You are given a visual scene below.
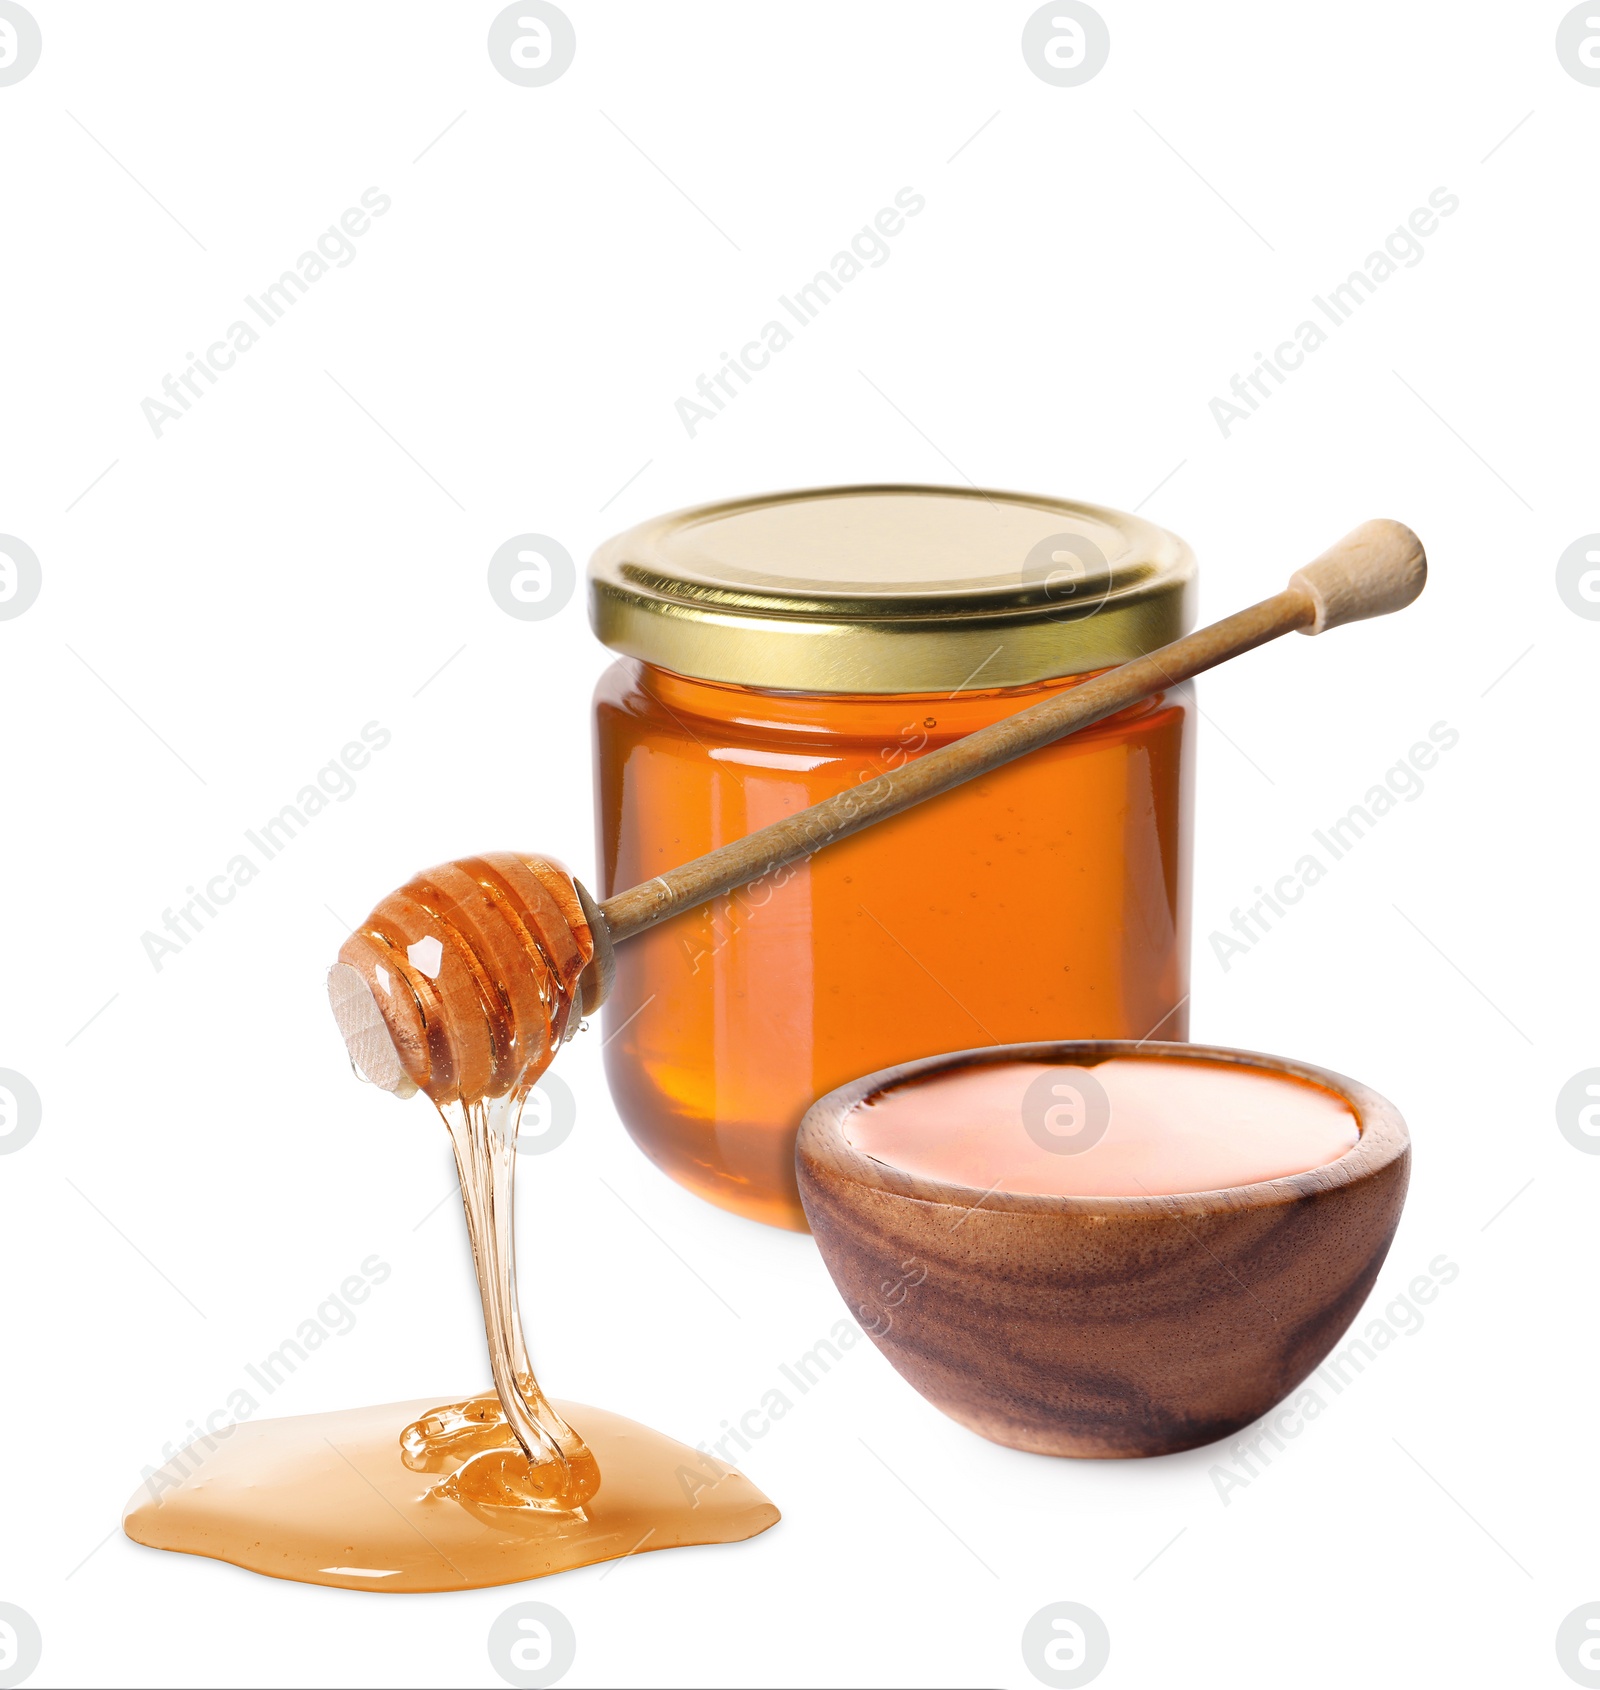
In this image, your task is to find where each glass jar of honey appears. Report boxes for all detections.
[589,485,1196,1231]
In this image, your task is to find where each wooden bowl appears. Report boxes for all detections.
[795,1040,1410,1459]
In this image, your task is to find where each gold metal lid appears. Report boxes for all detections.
[588,484,1196,694]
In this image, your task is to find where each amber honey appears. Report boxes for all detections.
[589,485,1198,1231]
[126,855,780,1590]
[844,1054,1359,1198]
[595,664,1193,1229]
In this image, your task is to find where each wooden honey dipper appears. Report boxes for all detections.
[329,518,1426,1101]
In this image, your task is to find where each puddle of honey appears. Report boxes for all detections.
[122,1397,778,1592]
[122,854,779,1589]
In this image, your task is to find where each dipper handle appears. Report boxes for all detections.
[1288,519,1427,635]
[328,515,1430,1070]
[596,517,1428,949]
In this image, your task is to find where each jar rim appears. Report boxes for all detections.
[588,483,1196,694]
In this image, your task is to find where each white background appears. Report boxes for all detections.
[2,3,1596,1687]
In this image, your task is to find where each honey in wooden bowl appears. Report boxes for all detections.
[796,1040,1409,1459]
[843,1054,1361,1197]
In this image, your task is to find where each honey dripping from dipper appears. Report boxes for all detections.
[121,853,778,1592]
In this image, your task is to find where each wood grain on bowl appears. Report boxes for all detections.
[796,1041,1410,1459]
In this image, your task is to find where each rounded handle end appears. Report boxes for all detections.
[1289,519,1427,634]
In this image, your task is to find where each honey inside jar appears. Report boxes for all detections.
[590,485,1197,1231]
